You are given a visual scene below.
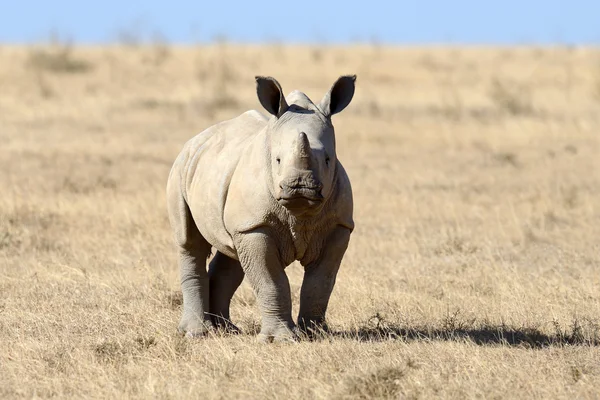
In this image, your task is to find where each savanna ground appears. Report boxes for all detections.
[1,42,600,399]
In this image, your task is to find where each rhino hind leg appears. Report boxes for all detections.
[177,242,214,338]
[167,177,214,337]
[208,252,244,333]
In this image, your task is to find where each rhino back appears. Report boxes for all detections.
[180,110,267,258]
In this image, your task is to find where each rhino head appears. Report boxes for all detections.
[255,75,356,217]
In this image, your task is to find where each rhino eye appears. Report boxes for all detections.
[325,157,330,166]
[276,157,281,164]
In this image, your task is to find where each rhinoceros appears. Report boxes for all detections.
[166,75,356,342]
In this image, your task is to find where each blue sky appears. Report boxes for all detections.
[0,0,598,44]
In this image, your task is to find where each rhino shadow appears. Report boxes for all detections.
[331,323,600,348]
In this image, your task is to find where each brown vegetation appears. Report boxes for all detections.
[1,44,599,398]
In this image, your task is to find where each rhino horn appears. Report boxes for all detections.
[293,132,312,169]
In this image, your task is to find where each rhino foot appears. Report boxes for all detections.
[257,323,300,343]
[297,318,328,340]
[178,314,215,338]
[212,316,242,334]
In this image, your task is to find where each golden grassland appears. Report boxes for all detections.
[1,43,600,398]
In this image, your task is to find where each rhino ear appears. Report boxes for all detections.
[255,76,288,117]
[319,75,356,117]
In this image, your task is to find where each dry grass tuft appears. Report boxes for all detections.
[488,77,534,115]
[342,366,407,399]
[27,43,92,73]
[94,341,129,364]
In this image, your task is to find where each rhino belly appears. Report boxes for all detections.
[185,145,242,260]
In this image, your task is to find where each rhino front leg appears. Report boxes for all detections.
[235,228,297,343]
[298,227,351,336]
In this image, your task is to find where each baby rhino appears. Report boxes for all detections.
[167,75,356,342]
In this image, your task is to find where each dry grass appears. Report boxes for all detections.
[1,44,600,399]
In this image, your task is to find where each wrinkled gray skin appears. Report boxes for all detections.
[166,75,356,342]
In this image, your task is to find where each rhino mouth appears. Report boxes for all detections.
[277,185,324,209]
[279,186,323,200]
